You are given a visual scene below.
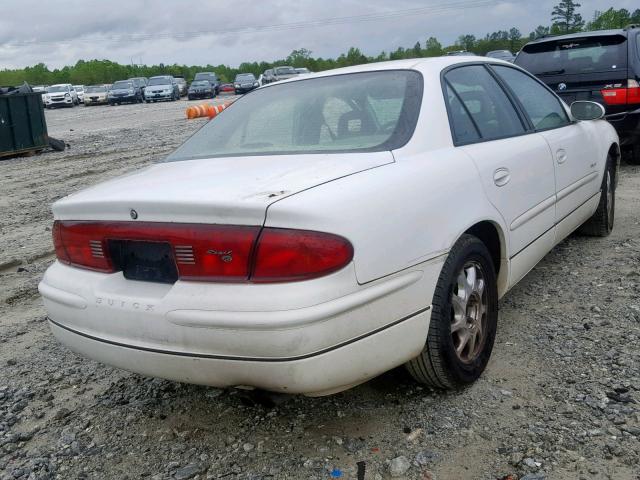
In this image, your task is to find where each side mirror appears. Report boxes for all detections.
[570,101,605,121]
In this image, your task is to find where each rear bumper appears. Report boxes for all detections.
[48,308,429,395]
[39,260,441,394]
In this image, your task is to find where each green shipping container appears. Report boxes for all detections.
[0,92,48,159]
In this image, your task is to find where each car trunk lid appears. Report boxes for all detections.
[52,152,393,225]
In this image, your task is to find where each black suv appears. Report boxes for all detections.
[193,72,220,96]
[515,26,640,164]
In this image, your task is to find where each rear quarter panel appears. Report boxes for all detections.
[264,148,508,284]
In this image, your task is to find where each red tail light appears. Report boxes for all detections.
[52,221,353,283]
[601,80,640,106]
[251,228,354,282]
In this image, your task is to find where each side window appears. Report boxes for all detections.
[445,83,480,143]
[444,65,525,142]
[492,65,570,130]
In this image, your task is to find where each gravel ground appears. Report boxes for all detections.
[1,99,639,480]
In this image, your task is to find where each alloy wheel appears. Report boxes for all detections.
[450,261,487,363]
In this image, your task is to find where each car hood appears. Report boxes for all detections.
[52,152,394,225]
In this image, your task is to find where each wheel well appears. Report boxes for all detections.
[465,221,502,275]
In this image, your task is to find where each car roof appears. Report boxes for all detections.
[525,28,628,45]
[273,57,511,85]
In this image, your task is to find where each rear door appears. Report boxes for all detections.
[515,34,629,115]
[489,64,600,231]
[443,64,557,268]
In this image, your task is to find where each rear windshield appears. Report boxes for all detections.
[516,35,627,75]
[166,70,422,161]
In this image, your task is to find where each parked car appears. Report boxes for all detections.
[445,50,477,56]
[128,77,148,94]
[271,66,298,82]
[108,80,143,105]
[262,69,274,84]
[193,72,220,95]
[144,76,180,102]
[174,77,188,97]
[43,84,78,108]
[515,26,640,164]
[40,58,618,396]
[187,80,215,100]
[233,73,259,94]
[73,85,85,103]
[485,50,515,62]
[83,85,109,105]
[219,83,235,93]
[33,85,48,103]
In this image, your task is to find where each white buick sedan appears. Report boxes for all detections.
[40,57,619,396]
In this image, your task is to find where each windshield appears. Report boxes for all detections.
[85,86,106,93]
[112,81,133,89]
[516,35,628,74]
[276,67,296,75]
[167,70,422,161]
[47,85,68,93]
[235,74,255,81]
[296,68,310,73]
[191,81,210,87]
[148,77,171,86]
[73,86,83,91]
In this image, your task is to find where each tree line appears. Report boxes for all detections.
[1,2,638,86]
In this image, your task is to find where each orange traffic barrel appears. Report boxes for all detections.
[186,101,234,120]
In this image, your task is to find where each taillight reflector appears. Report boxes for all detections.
[251,228,354,282]
[601,80,640,106]
[51,221,353,283]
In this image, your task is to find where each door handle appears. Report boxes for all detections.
[493,168,510,187]
[556,149,568,164]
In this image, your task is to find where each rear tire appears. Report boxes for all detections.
[405,234,498,389]
[577,155,615,236]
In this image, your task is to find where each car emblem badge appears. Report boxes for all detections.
[207,249,233,262]
[130,209,138,220]
[558,83,567,91]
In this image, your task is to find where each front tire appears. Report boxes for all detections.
[578,155,615,236]
[406,234,498,389]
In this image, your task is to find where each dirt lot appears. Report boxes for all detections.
[1,99,640,480]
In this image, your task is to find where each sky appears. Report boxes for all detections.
[0,0,635,70]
